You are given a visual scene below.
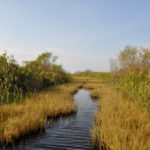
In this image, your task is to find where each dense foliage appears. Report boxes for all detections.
[0,51,71,103]
[110,46,150,103]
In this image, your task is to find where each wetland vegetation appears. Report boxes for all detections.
[1,46,150,150]
[1,0,150,149]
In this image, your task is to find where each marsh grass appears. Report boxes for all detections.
[115,71,150,105]
[83,80,150,150]
[0,82,82,144]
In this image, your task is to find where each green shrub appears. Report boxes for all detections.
[0,51,71,103]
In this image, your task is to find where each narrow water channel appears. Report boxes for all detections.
[4,89,98,150]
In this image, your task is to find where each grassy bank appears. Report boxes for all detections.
[81,77,150,150]
[0,81,82,144]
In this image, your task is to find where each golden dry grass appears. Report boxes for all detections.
[90,88,101,98]
[87,81,150,150]
[83,82,101,90]
[1,76,150,149]
[0,82,82,144]
[82,82,101,98]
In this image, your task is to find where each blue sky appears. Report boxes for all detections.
[0,0,150,72]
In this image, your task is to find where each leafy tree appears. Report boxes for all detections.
[26,52,57,73]
[118,46,139,71]
[0,51,70,103]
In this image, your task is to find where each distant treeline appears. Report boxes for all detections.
[0,51,71,103]
[74,70,110,82]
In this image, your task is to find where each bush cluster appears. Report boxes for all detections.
[0,51,71,103]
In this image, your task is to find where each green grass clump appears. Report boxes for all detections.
[114,71,150,105]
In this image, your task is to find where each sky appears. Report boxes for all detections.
[0,0,150,72]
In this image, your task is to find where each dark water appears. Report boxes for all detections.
[3,89,98,150]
